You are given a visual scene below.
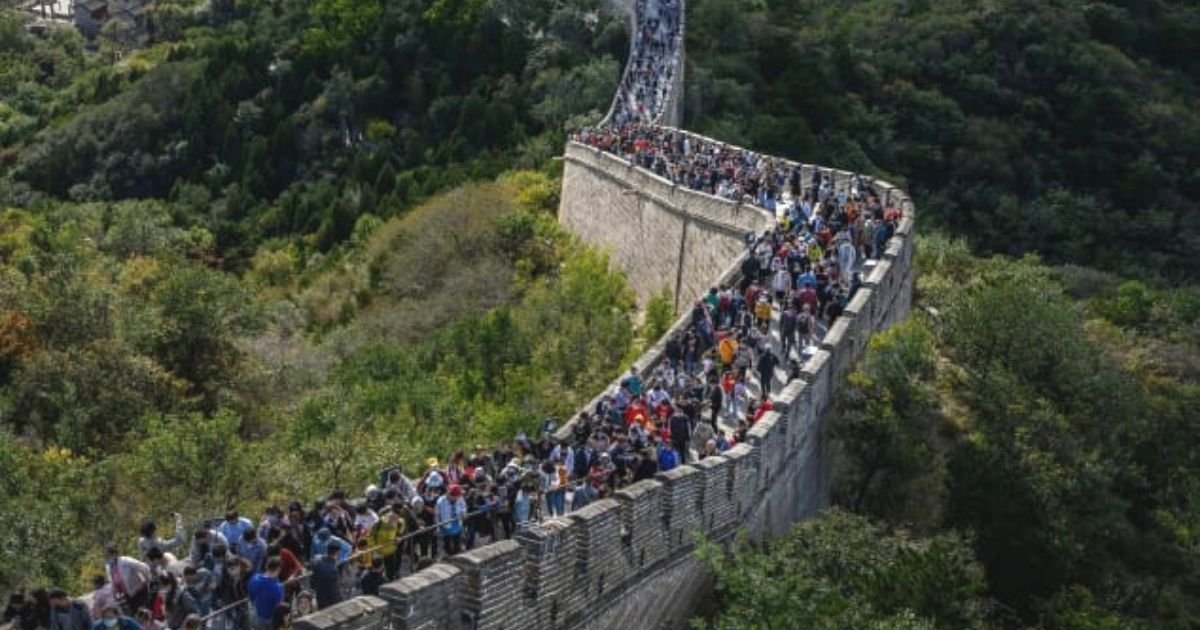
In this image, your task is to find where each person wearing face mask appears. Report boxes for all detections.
[141,549,171,583]
[217,511,255,555]
[257,506,284,543]
[240,529,268,574]
[90,604,140,630]
[178,566,212,619]
[47,588,91,630]
[279,502,310,559]
[201,542,231,586]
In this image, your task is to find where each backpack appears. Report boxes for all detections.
[798,314,812,335]
[781,310,797,335]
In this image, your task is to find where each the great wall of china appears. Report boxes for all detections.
[293,0,916,627]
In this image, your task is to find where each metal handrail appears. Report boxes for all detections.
[197,507,494,626]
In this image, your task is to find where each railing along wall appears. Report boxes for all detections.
[295,0,917,626]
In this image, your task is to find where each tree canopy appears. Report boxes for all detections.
[685,0,1200,282]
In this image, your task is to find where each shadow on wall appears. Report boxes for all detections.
[292,0,917,625]
[295,193,916,630]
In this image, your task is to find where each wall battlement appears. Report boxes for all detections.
[296,195,915,629]
[296,0,915,625]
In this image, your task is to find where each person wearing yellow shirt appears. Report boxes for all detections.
[718,334,738,370]
[366,510,406,580]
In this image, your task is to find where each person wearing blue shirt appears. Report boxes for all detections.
[91,604,141,630]
[238,529,268,574]
[796,269,817,290]
[217,511,254,555]
[657,442,679,472]
[514,488,531,525]
[435,485,467,556]
[246,557,284,629]
[310,527,352,563]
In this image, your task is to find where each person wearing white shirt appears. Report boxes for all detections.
[104,545,152,612]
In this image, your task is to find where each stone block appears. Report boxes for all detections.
[379,564,463,630]
[450,540,530,630]
[693,455,736,535]
[845,286,875,331]
[655,465,702,551]
[776,381,809,452]
[820,316,853,385]
[746,413,782,490]
[568,499,629,605]
[517,517,581,630]
[800,350,833,420]
[614,479,668,572]
[292,596,389,630]
[722,443,759,522]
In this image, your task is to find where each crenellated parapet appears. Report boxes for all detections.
[299,0,916,626]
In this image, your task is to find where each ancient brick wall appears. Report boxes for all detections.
[303,0,919,624]
[309,185,915,629]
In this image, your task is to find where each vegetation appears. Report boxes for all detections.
[0,0,626,260]
[689,2,1200,624]
[704,236,1200,628]
[0,0,644,594]
[685,0,1200,282]
[698,510,988,630]
[2,0,1199,626]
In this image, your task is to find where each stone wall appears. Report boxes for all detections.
[298,183,916,630]
[559,141,773,308]
[297,0,919,624]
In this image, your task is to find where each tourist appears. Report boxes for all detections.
[247,557,285,630]
[90,604,139,630]
[48,588,91,630]
[309,547,341,610]
[435,484,467,555]
[137,514,185,562]
[104,545,152,614]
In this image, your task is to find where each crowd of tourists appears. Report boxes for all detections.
[607,0,681,127]
[0,0,907,626]
[1,169,896,629]
[575,124,881,228]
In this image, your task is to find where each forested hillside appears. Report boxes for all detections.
[1,0,625,258]
[0,0,635,592]
[705,240,1200,628]
[688,0,1200,627]
[685,0,1200,281]
[3,0,1199,624]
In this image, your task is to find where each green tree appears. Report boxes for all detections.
[114,409,265,518]
[150,264,263,407]
[698,509,988,629]
[641,288,676,343]
[834,318,940,520]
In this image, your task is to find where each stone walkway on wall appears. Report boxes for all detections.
[288,0,917,625]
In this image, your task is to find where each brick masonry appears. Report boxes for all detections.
[302,171,915,629]
[303,0,918,624]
